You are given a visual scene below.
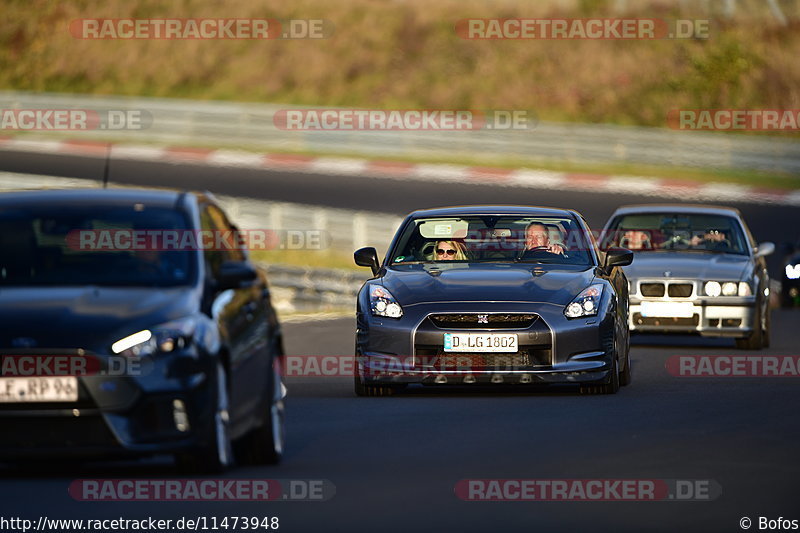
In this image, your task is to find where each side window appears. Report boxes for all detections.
[200,206,224,279]
[206,205,246,263]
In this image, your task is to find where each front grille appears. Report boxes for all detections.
[429,314,537,329]
[633,313,699,327]
[640,283,665,297]
[667,283,693,298]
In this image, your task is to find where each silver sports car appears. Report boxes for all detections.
[600,204,773,349]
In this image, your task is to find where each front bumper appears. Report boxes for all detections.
[629,297,756,338]
[357,301,617,386]
[0,350,216,458]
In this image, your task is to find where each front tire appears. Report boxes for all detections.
[580,350,620,395]
[240,356,286,465]
[176,361,234,473]
[619,347,632,387]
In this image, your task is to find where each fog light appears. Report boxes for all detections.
[463,374,476,384]
[172,399,190,432]
[520,374,532,384]
[434,374,448,384]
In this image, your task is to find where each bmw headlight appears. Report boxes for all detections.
[721,282,738,296]
[111,317,196,357]
[704,281,721,297]
[370,285,403,318]
[564,284,603,319]
[704,281,751,297]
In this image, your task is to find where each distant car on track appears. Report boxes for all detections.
[0,189,285,471]
[353,205,633,396]
[600,204,773,349]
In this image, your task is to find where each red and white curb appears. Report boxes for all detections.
[1,136,799,206]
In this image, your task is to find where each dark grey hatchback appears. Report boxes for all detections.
[353,206,634,396]
[0,189,285,471]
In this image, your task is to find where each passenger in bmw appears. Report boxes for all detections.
[690,228,731,251]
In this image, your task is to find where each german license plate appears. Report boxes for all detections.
[0,376,79,403]
[443,333,518,353]
[640,301,694,318]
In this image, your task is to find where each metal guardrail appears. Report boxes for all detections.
[2,91,799,174]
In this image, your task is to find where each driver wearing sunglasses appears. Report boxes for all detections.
[433,239,468,261]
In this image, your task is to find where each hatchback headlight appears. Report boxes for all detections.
[111,317,196,357]
[564,284,603,319]
[370,285,403,318]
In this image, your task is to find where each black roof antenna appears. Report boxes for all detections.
[102,142,111,188]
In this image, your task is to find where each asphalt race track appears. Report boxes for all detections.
[0,149,799,532]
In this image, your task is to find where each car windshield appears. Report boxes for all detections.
[390,215,595,266]
[602,213,749,255]
[0,205,196,287]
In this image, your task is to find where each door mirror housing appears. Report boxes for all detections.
[217,261,258,291]
[604,247,634,269]
[755,242,775,258]
[354,247,380,275]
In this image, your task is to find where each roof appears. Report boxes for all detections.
[0,188,195,209]
[408,205,582,218]
[610,204,743,217]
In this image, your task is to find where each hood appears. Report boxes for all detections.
[0,286,198,351]
[381,264,597,306]
[623,252,750,281]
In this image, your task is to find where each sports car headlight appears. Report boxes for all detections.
[564,284,603,319]
[111,317,196,357]
[370,285,403,318]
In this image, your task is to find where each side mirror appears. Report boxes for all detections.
[604,247,634,269]
[755,242,775,258]
[354,247,380,275]
[217,260,258,291]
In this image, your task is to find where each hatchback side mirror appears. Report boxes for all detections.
[217,260,258,291]
[354,247,380,275]
[604,247,634,269]
[755,242,775,258]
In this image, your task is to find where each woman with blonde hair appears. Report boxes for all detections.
[431,239,469,261]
